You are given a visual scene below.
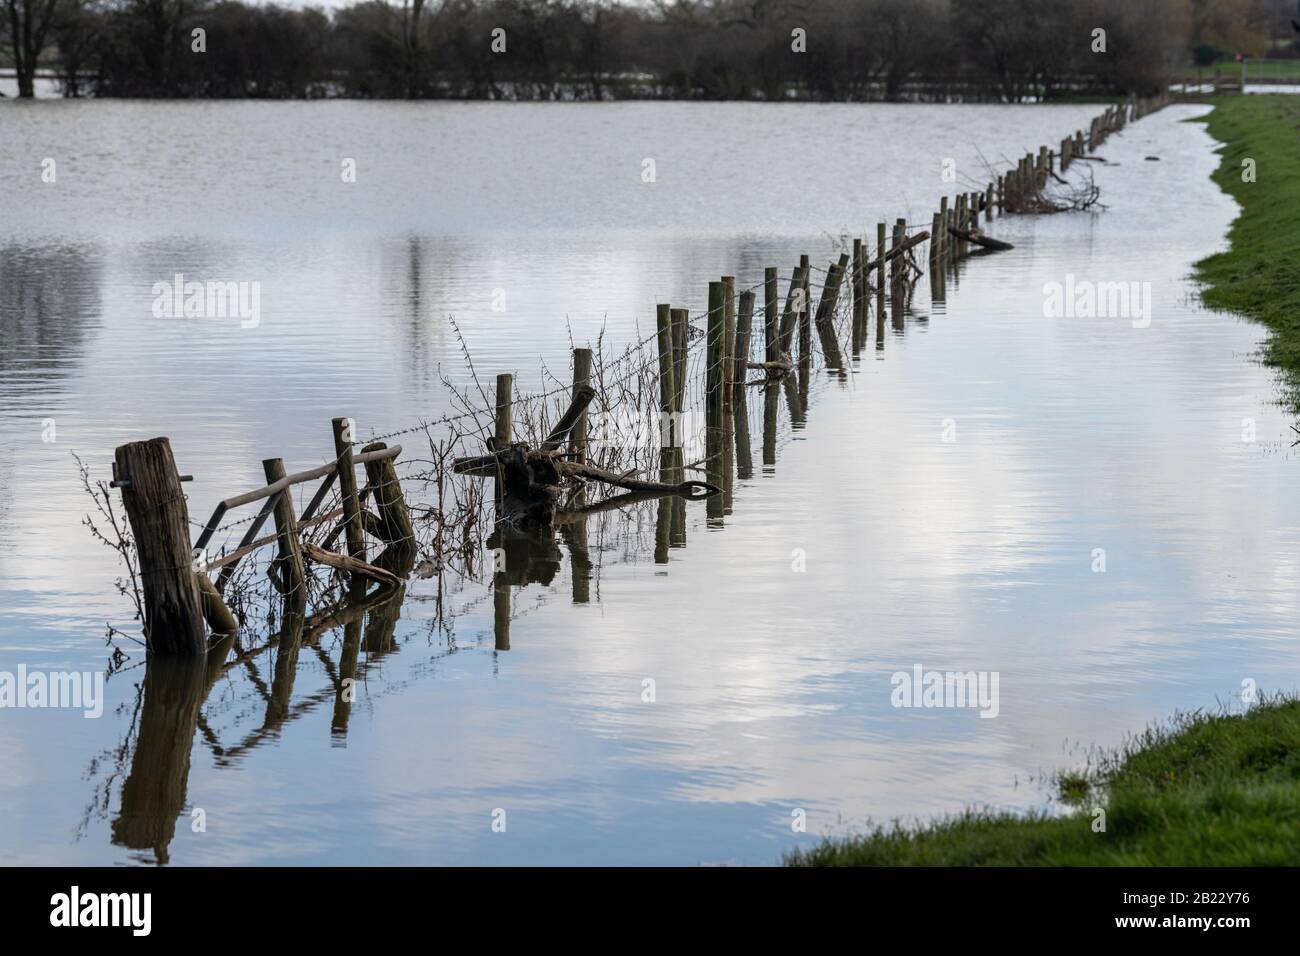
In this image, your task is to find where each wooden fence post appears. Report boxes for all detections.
[815,253,849,325]
[331,417,366,562]
[876,223,886,289]
[263,457,306,603]
[706,281,726,432]
[656,303,675,427]
[798,255,811,363]
[571,349,592,465]
[668,312,687,418]
[722,276,737,409]
[764,267,779,364]
[113,437,206,655]
[735,290,755,390]
[362,442,414,548]
[852,239,864,328]
[779,265,801,356]
[494,373,513,447]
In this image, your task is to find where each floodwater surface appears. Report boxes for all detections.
[1,101,1297,865]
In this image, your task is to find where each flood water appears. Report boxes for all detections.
[1,101,1297,866]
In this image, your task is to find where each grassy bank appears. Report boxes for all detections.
[1195,94,1300,410]
[786,695,1300,865]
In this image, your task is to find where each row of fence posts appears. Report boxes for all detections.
[118,95,1173,656]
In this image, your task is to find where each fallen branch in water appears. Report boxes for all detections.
[555,459,719,500]
[302,543,402,589]
[948,227,1014,252]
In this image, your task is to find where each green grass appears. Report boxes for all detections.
[785,694,1300,865]
[1194,94,1300,411]
[1204,59,1300,78]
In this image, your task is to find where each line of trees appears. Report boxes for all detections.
[2,0,1296,100]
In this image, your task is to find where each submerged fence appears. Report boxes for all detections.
[110,92,1170,656]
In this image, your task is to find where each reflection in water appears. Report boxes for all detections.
[111,637,231,864]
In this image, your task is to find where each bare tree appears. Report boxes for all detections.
[4,0,63,96]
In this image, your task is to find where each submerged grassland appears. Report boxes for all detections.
[786,695,1300,865]
[788,95,1300,868]
[1195,94,1300,410]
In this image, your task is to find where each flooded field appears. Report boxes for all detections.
[1,101,1296,865]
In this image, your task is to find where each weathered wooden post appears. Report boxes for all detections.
[656,303,675,429]
[331,417,366,565]
[706,281,726,436]
[735,291,755,391]
[930,212,942,265]
[851,239,864,331]
[876,223,887,291]
[890,220,904,285]
[263,457,306,602]
[494,373,513,448]
[362,442,414,547]
[656,301,678,492]
[952,195,962,257]
[113,437,206,655]
[779,265,801,356]
[722,276,737,408]
[815,253,849,325]
[195,573,237,635]
[764,267,779,364]
[798,255,811,364]
[705,281,726,520]
[571,349,593,465]
[668,313,687,417]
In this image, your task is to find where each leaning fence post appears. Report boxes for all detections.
[362,442,414,548]
[263,457,307,603]
[196,572,238,635]
[876,223,886,290]
[852,239,864,328]
[815,253,849,324]
[113,437,206,655]
[331,417,366,562]
[779,266,801,356]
